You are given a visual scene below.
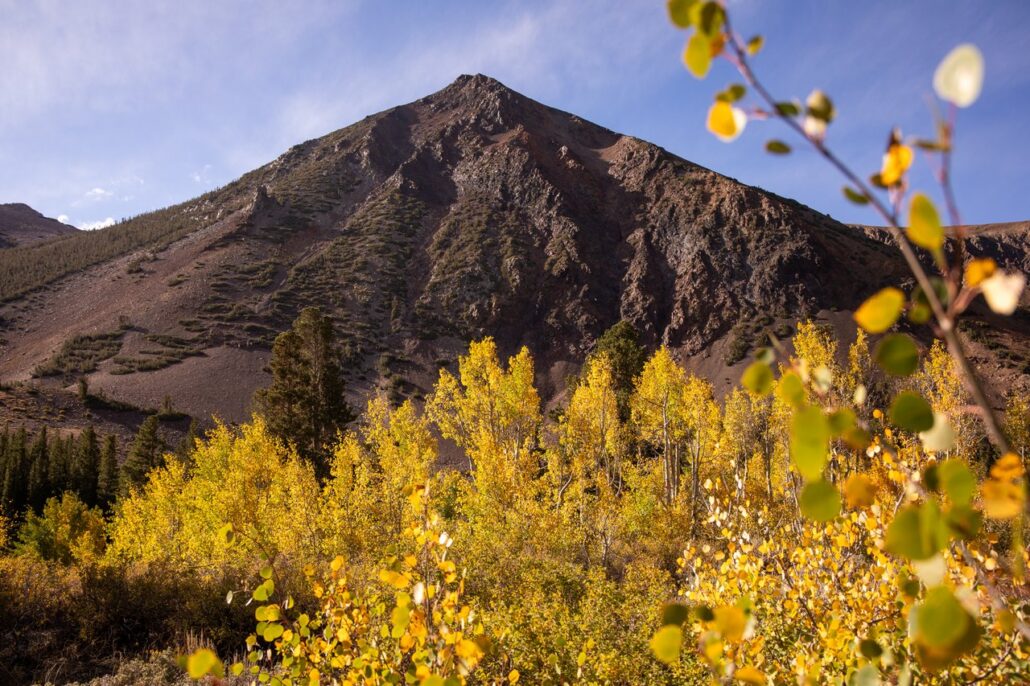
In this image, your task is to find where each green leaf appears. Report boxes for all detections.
[890,392,934,432]
[790,406,831,481]
[650,625,683,664]
[885,501,948,560]
[874,334,920,376]
[666,0,698,28]
[828,408,856,436]
[692,1,724,37]
[854,287,905,333]
[262,622,284,642]
[187,648,223,679]
[799,479,841,522]
[741,361,774,395]
[843,186,870,205]
[765,140,791,154]
[660,603,690,626]
[260,565,273,580]
[683,32,712,79]
[853,664,881,686]
[774,101,800,117]
[938,458,975,506]
[776,371,805,409]
[945,503,983,540]
[908,193,945,252]
[716,83,746,103]
[252,579,274,602]
[914,587,969,648]
[746,35,763,56]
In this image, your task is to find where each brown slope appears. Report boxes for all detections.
[0,203,78,248]
[0,74,1026,425]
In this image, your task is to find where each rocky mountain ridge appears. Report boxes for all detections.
[0,74,1027,424]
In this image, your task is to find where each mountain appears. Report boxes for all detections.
[0,75,1027,424]
[0,203,78,248]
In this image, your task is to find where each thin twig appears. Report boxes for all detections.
[722,14,1010,453]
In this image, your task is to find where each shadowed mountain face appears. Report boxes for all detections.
[0,203,77,248]
[0,75,1027,422]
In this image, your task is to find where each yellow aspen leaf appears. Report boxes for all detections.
[666,0,697,28]
[707,100,746,142]
[713,606,746,642]
[735,666,767,684]
[990,453,1025,480]
[908,193,944,252]
[508,669,521,684]
[186,648,223,679]
[964,258,996,287]
[854,287,905,333]
[881,143,913,186]
[981,479,1023,519]
[650,625,683,664]
[844,473,877,509]
[684,32,712,78]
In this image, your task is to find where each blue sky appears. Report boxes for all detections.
[2,0,1028,230]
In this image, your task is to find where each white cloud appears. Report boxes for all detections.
[57,213,70,224]
[79,217,116,230]
[84,187,113,200]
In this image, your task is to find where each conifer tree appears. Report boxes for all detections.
[97,434,118,507]
[72,426,100,506]
[120,416,164,493]
[1,427,27,513]
[26,427,49,512]
[254,307,354,473]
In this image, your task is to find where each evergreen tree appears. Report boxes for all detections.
[26,427,49,512]
[97,434,119,507]
[1,427,27,513]
[46,432,69,495]
[174,419,200,465]
[120,416,165,493]
[72,426,101,506]
[254,307,354,473]
[588,321,647,421]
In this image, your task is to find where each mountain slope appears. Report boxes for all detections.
[0,75,1027,422]
[0,203,77,248]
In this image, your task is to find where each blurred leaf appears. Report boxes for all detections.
[890,392,934,432]
[765,139,791,154]
[742,361,774,395]
[776,371,805,409]
[933,44,984,108]
[805,89,835,122]
[716,83,747,103]
[919,412,956,453]
[844,473,877,509]
[661,603,690,626]
[774,101,800,117]
[886,501,948,560]
[746,35,764,56]
[650,625,683,664]
[843,186,870,205]
[187,648,223,679]
[938,458,975,505]
[791,406,830,481]
[683,32,712,78]
[874,334,919,376]
[800,479,841,521]
[964,258,996,287]
[908,193,945,252]
[666,0,699,28]
[854,287,904,333]
[707,100,746,142]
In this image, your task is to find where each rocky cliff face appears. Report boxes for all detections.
[0,75,1026,421]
